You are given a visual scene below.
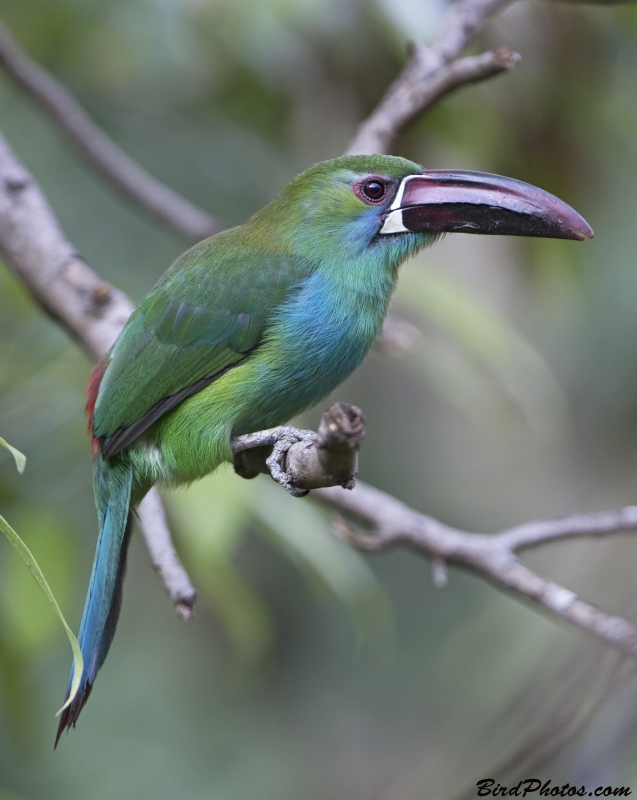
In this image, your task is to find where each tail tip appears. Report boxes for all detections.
[54,681,93,748]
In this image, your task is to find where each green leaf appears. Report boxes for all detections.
[0,513,83,714]
[0,437,26,474]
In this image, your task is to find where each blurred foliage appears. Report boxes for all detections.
[1,0,637,797]
[168,470,391,666]
[393,261,569,433]
[0,438,82,741]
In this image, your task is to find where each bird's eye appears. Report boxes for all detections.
[362,180,386,202]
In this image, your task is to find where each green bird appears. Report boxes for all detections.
[55,154,592,743]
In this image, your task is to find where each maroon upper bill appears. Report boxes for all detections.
[380,170,593,241]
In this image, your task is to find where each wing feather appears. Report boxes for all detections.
[91,239,307,456]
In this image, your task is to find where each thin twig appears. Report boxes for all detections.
[136,490,196,619]
[0,130,197,616]
[499,506,637,552]
[347,0,518,155]
[0,20,220,242]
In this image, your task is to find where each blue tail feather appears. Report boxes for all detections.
[55,456,133,746]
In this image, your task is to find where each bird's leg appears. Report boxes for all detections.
[232,404,366,496]
[265,427,316,497]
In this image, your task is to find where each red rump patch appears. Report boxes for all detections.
[85,357,107,456]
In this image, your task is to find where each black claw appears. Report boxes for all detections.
[288,486,309,498]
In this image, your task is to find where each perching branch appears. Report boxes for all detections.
[346,0,518,155]
[232,402,365,496]
[0,20,220,242]
[228,419,637,660]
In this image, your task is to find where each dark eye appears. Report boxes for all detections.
[362,180,386,202]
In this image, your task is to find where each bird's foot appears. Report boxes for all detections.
[265,427,315,497]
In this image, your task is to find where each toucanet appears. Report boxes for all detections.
[55,154,592,743]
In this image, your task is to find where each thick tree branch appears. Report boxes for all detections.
[346,0,518,155]
[0,133,133,358]
[0,20,220,242]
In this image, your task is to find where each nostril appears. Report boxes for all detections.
[4,177,28,195]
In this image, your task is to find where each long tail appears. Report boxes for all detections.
[55,455,133,746]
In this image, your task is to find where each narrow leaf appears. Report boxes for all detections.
[0,437,26,474]
[0,514,83,712]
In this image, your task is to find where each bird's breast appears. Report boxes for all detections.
[230,270,392,434]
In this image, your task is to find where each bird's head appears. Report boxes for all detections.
[256,155,592,265]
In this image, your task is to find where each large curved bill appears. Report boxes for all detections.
[379,170,593,240]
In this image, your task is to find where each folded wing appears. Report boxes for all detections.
[92,242,306,458]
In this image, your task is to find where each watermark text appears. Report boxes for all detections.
[476,779,631,797]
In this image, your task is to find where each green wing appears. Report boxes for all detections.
[93,237,306,457]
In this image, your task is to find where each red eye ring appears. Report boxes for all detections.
[362,180,386,202]
[352,176,393,205]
